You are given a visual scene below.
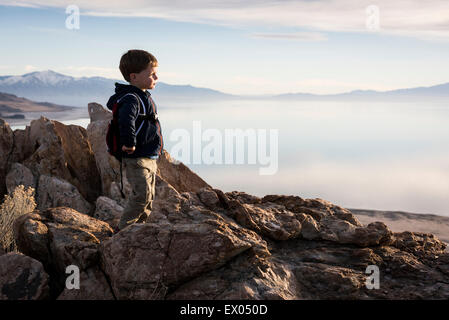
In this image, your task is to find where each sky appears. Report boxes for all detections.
[1,0,449,95]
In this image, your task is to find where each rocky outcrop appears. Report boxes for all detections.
[5,162,36,195]
[2,106,448,300]
[11,187,449,300]
[224,193,393,246]
[93,196,124,231]
[52,121,101,203]
[1,117,101,212]
[36,175,92,215]
[13,207,114,299]
[0,252,49,300]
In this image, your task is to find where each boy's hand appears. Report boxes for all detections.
[122,145,136,154]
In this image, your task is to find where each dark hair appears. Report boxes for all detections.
[119,49,158,82]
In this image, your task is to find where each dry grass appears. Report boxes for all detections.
[0,185,36,252]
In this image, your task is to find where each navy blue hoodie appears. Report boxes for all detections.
[106,83,163,159]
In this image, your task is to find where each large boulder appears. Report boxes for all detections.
[167,251,299,300]
[37,175,92,215]
[93,196,124,231]
[13,207,114,299]
[100,178,269,300]
[52,121,101,203]
[0,252,50,300]
[8,117,101,207]
[86,104,122,202]
[223,193,393,246]
[5,162,36,195]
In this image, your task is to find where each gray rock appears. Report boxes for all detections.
[93,196,124,231]
[14,207,114,299]
[37,175,92,215]
[0,252,50,300]
[6,162,36,195]
[88,102,112,123]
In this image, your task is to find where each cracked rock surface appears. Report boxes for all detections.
[1,108,448,300]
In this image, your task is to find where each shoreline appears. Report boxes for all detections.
[351,208,449,245]
[5,107,89,129]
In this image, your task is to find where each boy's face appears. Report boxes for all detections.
[130,64,158,90]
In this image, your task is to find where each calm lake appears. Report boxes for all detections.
[10,98,449,216]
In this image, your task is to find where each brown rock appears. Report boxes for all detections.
[5,162,36,195]
[294,263,364,299]
[101,221,264,300]
[10,117,101,206]
[88,102,112,123]
[167,251,299,300]
[100,178,269,299]
[14,207,114,298]
[86,115,123,202]
[52,121,101,203]
[228,193,392,246]
[93,196,124,231]
[156,149,211,193]
[392,231,447,257]
[0,252,50,300]
[8,127,35,165]
[57,268,115,300]
[37,175,92,214]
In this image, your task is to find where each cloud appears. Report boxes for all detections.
[1,0,449,41]
[24,64,38,71]
[250,32,328,41]
[55,66,120,78]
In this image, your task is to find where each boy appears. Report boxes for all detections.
[106,49,164,230]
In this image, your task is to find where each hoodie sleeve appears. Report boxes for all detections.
[118,95,139,148]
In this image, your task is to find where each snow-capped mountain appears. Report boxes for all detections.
[0,70,74,86]
[0,70,235,107]
[0,70,448,107]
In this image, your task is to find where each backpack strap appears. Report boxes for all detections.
[117,92,147,135]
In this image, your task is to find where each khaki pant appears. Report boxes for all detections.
[118,157,157,230]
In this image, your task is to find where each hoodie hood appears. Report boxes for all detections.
[106,82,150,110]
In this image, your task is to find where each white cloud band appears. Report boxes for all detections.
[1,0,449,41]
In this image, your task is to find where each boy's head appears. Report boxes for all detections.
[119,49,158,90]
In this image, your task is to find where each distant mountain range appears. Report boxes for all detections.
[0,70,235,107]
[273,83,449,101]
[0,70,448,107]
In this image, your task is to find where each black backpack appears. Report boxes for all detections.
[105,92,157,197]
[106,93,141,162]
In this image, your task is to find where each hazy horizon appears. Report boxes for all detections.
[1,69,449,97]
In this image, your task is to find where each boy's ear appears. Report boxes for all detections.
[129,73,136,81]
